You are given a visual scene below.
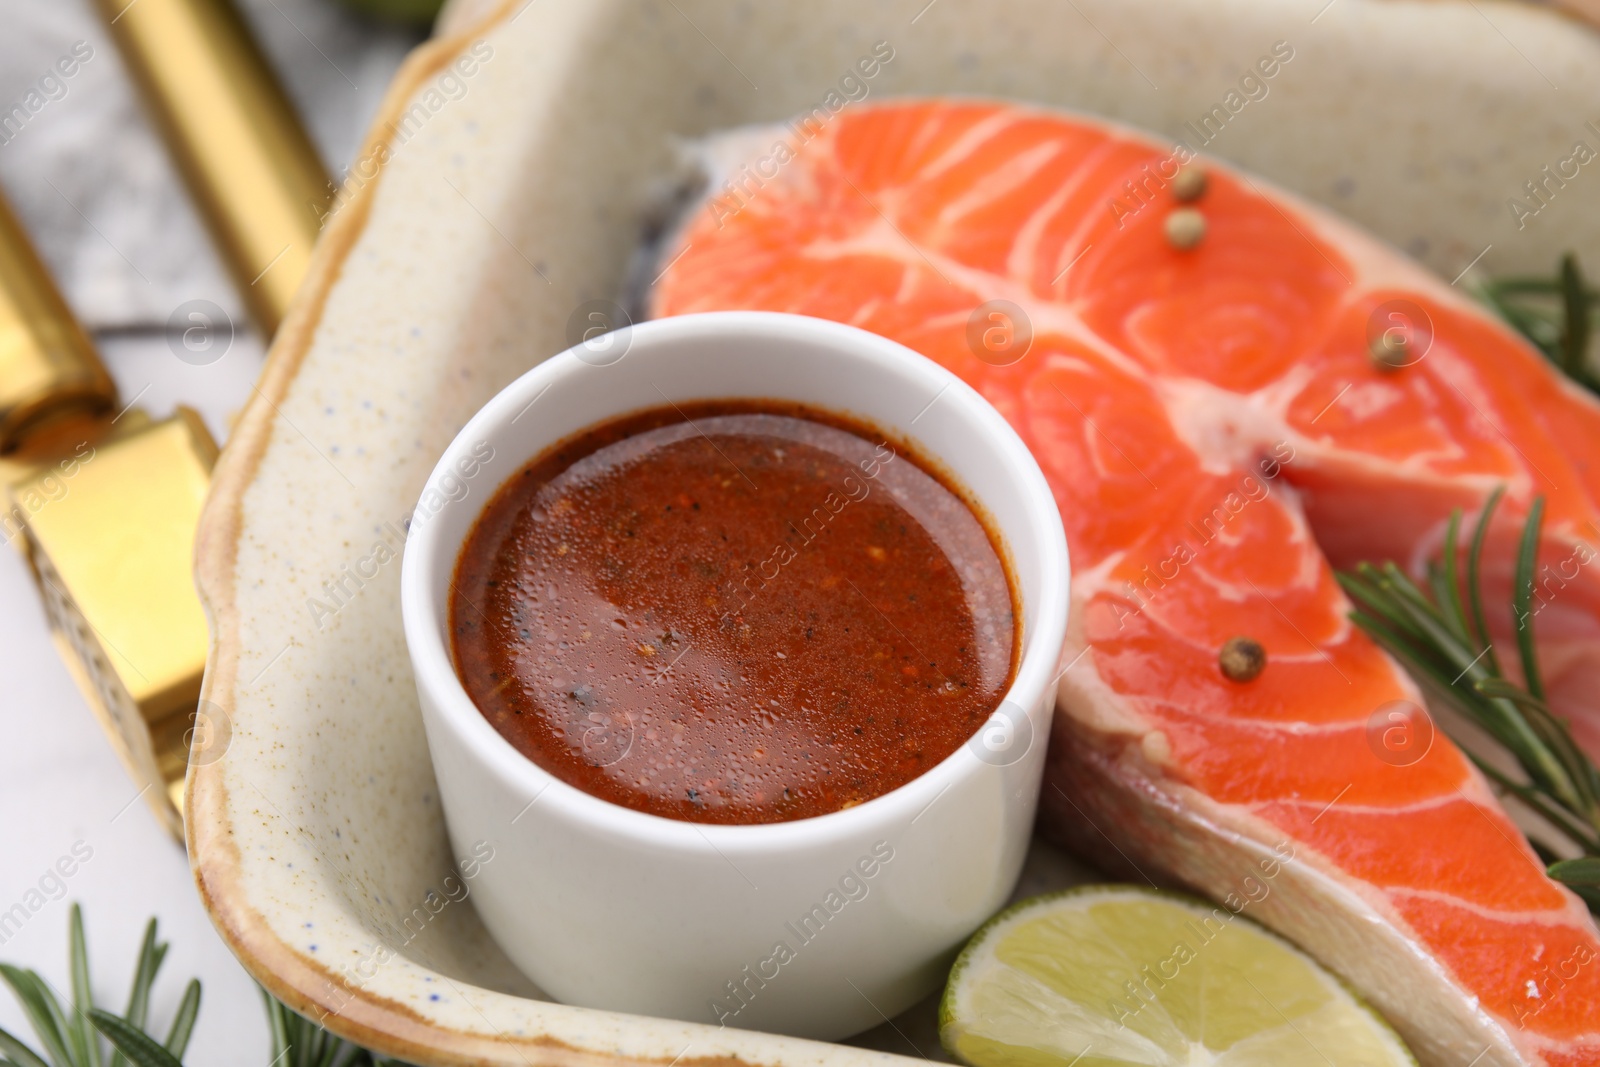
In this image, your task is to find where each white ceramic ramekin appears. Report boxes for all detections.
[400,311,1069,1040]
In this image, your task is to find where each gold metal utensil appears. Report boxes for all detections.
[9,412,218,836]
[93,0,332,335]
[2,0,334,835]
[0,186,219,837]
[0,196,116,453]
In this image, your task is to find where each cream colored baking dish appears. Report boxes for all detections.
[189,1,1600,1063]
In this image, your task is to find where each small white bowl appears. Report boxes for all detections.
[400,311,1069,1040]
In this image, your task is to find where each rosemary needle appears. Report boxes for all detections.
[1,905,411,1066]
[1339,492,1600,913]
[1478,251,1600,396]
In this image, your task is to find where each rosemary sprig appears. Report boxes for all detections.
[1547,857,1600,912]
[0,905,198,1067]
[1,905,410,1067]
[1478,252,1600,396]
[1337,489,1600,912]
[261,987,411,1067]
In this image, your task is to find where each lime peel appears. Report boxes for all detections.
[939,885,1416,1067]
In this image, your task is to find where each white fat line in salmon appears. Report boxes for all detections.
[1110,840,1296,1030]
[1106,39,1295,230]
[1109,441,1296,630]
[703,41,897,230]
[313,839,495,1024]
[1507,121,1600,231]
[707,840,895,1028]
[718,442,897,623]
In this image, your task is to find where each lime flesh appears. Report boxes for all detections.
[940,886,1415,1067]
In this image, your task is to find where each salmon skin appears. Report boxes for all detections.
[648,101,1600,1066]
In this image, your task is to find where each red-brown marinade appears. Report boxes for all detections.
[449,400,1018,824]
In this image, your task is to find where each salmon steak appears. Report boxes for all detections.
[648,101,1600,1066]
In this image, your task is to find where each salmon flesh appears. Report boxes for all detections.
[648,101,1600,1066]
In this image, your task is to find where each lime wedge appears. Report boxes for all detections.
[939,886,1415,1067]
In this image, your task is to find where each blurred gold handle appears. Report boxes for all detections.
[94,0,332,335]
[2,0,324,839]
[0,182,217,839]
[0,193,116,453]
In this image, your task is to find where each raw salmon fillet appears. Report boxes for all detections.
[649,101,1600,1066]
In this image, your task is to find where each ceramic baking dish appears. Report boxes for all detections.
[188,1,1600,1063]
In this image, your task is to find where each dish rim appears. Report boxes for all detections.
[187,6,1001,1063]
[185,0,1600,1062]
[182,2,634,1063]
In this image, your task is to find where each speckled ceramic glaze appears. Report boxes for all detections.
[188,1,1600,1064]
